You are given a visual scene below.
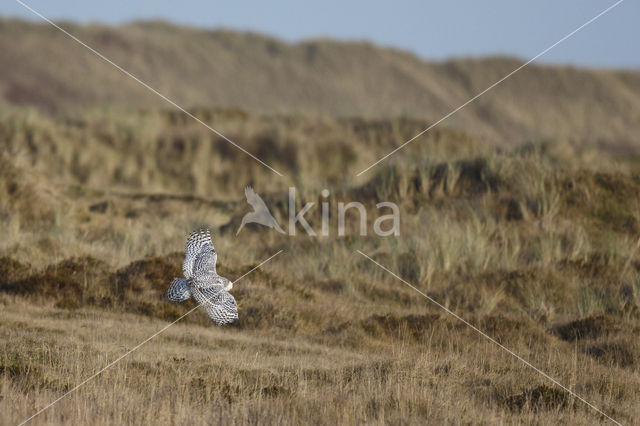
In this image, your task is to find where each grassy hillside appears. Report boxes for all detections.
[2,17,640,150]
[1,106,639,424]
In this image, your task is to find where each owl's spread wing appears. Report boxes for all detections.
[191,248,218,283]
[192,286,238,325]
[183,229,217,278]
[167,278,191,302]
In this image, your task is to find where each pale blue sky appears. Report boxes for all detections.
[3,0,638,69]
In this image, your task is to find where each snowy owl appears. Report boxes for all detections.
[167,229,238,325]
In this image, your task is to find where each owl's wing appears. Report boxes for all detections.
[183,229,216,278]
[192,286,238,325]
[167,278,191,302]
[191,247,218,281]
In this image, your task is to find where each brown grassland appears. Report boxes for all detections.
[0,104,639,425]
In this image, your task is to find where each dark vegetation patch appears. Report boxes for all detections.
[8,256,110,298]
[584,340,637,369]
[0,256,31,284]
[470,268,582,319]
[502,385,569,412]
[492,197,525,221]
[88,200,111,213]
[353,280,414,306]
[552,315,620,342]
[397,251,421,282]
[236,301,279,330]
[0,353,35,380]
[115,253,183,294]
[54,298,80,310]
[252,133,299,174]
[260,384,290,398]
[341,360,393,385]
[558,253,627,281]
[361,313,442,341]
[352,157,501,203]
[560,170,640,234]
[477,315,544,344]
[310,279,348,293]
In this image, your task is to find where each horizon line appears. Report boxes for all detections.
[1,13,638,72]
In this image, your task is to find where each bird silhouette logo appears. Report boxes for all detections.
[236,186,286,235]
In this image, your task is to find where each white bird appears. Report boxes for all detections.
[236,186,285,235]
[167,229,238,325]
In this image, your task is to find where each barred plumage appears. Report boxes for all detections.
[183,229,217,278]
[167,229,237,325]
[167,278,191,302]
[192,286,238,325]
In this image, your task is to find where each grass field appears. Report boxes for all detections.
[1,106,639,425]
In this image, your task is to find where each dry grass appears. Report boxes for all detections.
[1,107,640,424]
[2,299,637,425]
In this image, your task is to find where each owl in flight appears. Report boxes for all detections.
[167,229,238,325]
